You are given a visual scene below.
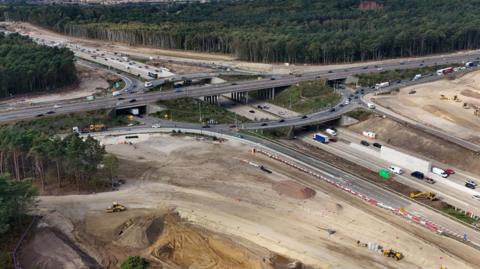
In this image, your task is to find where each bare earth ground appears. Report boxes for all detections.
[19,134,480,269]
[1,64,111,106]
[375,70,480,142]
[348,116,480,175]
[7,22,480,74]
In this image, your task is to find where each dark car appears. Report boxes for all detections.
[410,171,425,180]
[279,119,285,123]
[270,77,276,80]
[46,111,55,115]
[328,70,333,73]
[302,115,308,119]
[339,104,345,107]
[249,110,255,113]
[360,140,370,146]
[129,99,137,103]
[329,108,336,112]
[35,113,44,117]
[373,142,382,148]
[466,182,476,189]
[118,97,125,100]
[261,123,268,126]
[231,82,237,85]
[362,66,368,69]
[202,124,210,128]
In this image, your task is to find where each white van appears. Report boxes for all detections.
[367,103,376,109]
[145,81,153,88]
[389,165,403,175]
[326,128,337,136]
[432,167,448,178]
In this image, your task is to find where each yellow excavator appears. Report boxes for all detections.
[410,191,437,201]
[105,201,127,213]
[383,249,403,261]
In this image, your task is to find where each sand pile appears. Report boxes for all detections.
[272,180,316,199]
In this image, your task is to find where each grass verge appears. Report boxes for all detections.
[271,80,340,114]
[151,98,249,124]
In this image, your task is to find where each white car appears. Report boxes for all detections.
[53,104,62,109]
[152,124,161,128]
[344,100,350,105]
[472,194,480,201]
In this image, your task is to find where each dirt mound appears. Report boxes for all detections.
[20,227,100,269]
[272,180,316,199]
[348,117,480,174]
[149,214,274,269]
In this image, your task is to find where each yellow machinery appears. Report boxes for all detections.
[383,249,403,261]
[106,201,126,213]
[89,124,107,132]
[410,191,437,201]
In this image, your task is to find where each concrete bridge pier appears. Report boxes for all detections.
[203,95,219,105]
[231,91,249,104]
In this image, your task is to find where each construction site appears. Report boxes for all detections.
[374,70,480,143]
[16,133,480,269]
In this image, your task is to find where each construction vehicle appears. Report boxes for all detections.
[383,249,403,260]
[440,94,448,100]
[410,191,437,201]
[89,124,107,132]
[105,201,126,213]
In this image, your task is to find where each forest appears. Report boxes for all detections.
[3,0,480,64]
[0,32,76,98]
[0,126,114,191]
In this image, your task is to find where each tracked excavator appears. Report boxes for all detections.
[383,249,403,260]
[410,191,437,201]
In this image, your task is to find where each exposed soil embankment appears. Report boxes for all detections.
[348,116,480,175]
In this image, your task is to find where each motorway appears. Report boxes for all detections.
[88,125,480,248]
[299,130,480,216]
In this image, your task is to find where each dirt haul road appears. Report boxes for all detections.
[24,134,480,269]
[375,70,480,143]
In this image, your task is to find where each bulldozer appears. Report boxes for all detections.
[105,201,126,213]
[410,191,437,201]
[383,249,403,261]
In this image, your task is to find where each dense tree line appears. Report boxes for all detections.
[4,0,480,63]
[0,32,76,98]
[0,175,36,236]
[0,127,107,190]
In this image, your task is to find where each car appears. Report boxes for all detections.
[270,77,276,80]
[202,125,211,128]
[279,119,285,123]
[35,113,44,117]
[229,124,237,128]
[231,82,237,85]
[419,63,424,66]
[329,108,336,112]
[445,168,455,175]
[257,105,263,109]
[362,66,368,69]
[396,80,401,84]
[249,110,255,113]
[354,95,359,99]
[328,70,333,73]
[46,111,55,115]
[302,115,308,119]
[118,97,125,100]
[472,194,480,201]
[129,99,137,103]
[339,104,345,107]
[261,123,268,126]
[466,182,476,189]
[53,104,62,109]
[344,100,350,105]
[466,180,477,186]
[151,124,161,128]
[373,142,382,148]
[410,171,425,180]
[360,140,370,146]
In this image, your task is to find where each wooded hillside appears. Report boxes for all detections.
[3,0,480,64]
[0,33,76,98]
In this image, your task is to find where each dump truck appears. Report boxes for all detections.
[106,201,126,213]
[89,124,107,132]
